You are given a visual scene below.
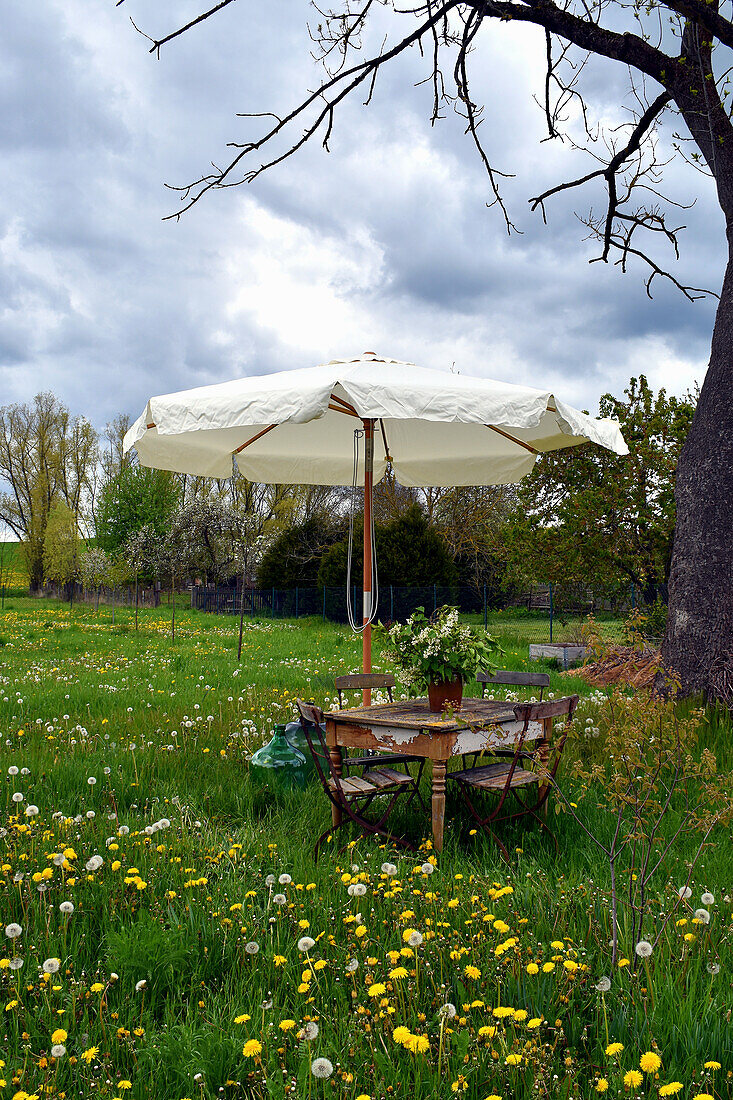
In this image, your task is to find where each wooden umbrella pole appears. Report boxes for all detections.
[363,418,374,705]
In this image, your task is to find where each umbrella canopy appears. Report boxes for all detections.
[124,353,628,697]
[124,354,627,484]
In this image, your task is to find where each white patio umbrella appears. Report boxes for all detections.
[124,352,628,698]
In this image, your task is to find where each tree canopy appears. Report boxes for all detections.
[95,465,180,559]
[508,376,695,599]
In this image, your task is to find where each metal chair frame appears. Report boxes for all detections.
[449,695,578,861]
[296,699,424,857]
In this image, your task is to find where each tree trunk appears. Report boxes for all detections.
[661,250,733,702]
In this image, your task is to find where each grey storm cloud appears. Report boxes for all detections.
[0,0,723,431]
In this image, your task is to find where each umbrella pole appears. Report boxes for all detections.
[363,418,374,705]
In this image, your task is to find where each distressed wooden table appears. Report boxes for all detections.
[324,698,548,852]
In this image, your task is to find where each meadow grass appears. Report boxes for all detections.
[1,598,731,1100]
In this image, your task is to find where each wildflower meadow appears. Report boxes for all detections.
[1,598,732,1100]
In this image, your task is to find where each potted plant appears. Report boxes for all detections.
[378,605,503,712]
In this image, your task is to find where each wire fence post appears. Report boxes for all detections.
[483,584,487,631]
[433,583,437,613]
[272,586,275,618]
[295,586,299,619]
[390,584,394,622]
[549,582,554,643]
[322,586,326,622]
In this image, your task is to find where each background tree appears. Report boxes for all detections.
[0,393,98,591]
[43,501,81,605]
[257,514,347,589]
[95,465,179,558]
[317,505,458,590]
[122,524,161,630]
[80,547,111,613]
[507,376,695,601]
[124,0,733,699]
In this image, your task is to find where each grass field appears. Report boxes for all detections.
[1,597,731,1100]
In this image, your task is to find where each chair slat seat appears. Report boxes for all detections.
[329,767,415,797]
[451,762,540,790]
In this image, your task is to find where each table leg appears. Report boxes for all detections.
[431,759,447,853]
[329,744,344,829]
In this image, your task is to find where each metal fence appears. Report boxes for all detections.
[191,580,661,643]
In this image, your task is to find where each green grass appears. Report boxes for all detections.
[1,598,731,1100]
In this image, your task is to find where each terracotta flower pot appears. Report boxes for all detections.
[428,677,464,713]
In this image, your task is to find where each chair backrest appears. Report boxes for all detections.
[295,699,334,790]
[335,673,395,708]
[478,670,550,699]
[512,695,578,724]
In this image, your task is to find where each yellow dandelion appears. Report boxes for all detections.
[659,1085,683,1097]
[623,1070,643,1089]
[595,1080,609,1093]
[243,1039,262,1058]
[606,1042,624,1056]
[639,1051,662,1073]
[278,1019,296,1031]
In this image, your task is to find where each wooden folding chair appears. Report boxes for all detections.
[462,670,552,769]
[449,695,578,861]
[334,674,425,786]
[296,699,423,857]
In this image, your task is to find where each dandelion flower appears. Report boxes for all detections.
[90,982,104,993]
[244,942,259,954]
[381,863,397,875]
[606,1042,624,1056]
[51,1029,68,1044]
[311,1058,334,1078]
[135,979,147,992]
[297,936,315,952]
[59,902,74,916]
[505,1054,522,1066]
[701,892,714,905]
[703,1061,721,1070]
[623,1070,643,1089]
[659,1085,683,1097]
[81,1046,99,1064]
[595,977,611,992]
[278,1019,296,1031]
[5,924,22,939]
[9,958,23,970]
[485,1095,502,1100]
[43,958,61,974]
[677,886,692,899]
[634,940,653,958]
[639,1051,661,1073]
[392,1026,411,1045]
[51,1044,66,1058]
[25,804,39,816]
[389,966,409,980]
[242,1039,262,1058]
[595,1080,609,1093]
[272,894,287,906]
[234,1014,251,1025]
[278,874,292,885]
[694,909,711,924]
[405,930,423,947]
[299,1021,319,1040]
[692,1095,714,1100]
[439,1003,457,1019]
[526,963,539,975]
[407,1034,430,1054]
[118,1081,132,1090]
[368,983,386,997]
[464,965,481,979]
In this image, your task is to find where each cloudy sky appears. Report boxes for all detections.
[1,0,724,432]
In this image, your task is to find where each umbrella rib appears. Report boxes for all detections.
[378,418,392,462]
[486,424,538,454]
[329,393,360,417]
[233,423,278,454]
[328,402,360,418]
